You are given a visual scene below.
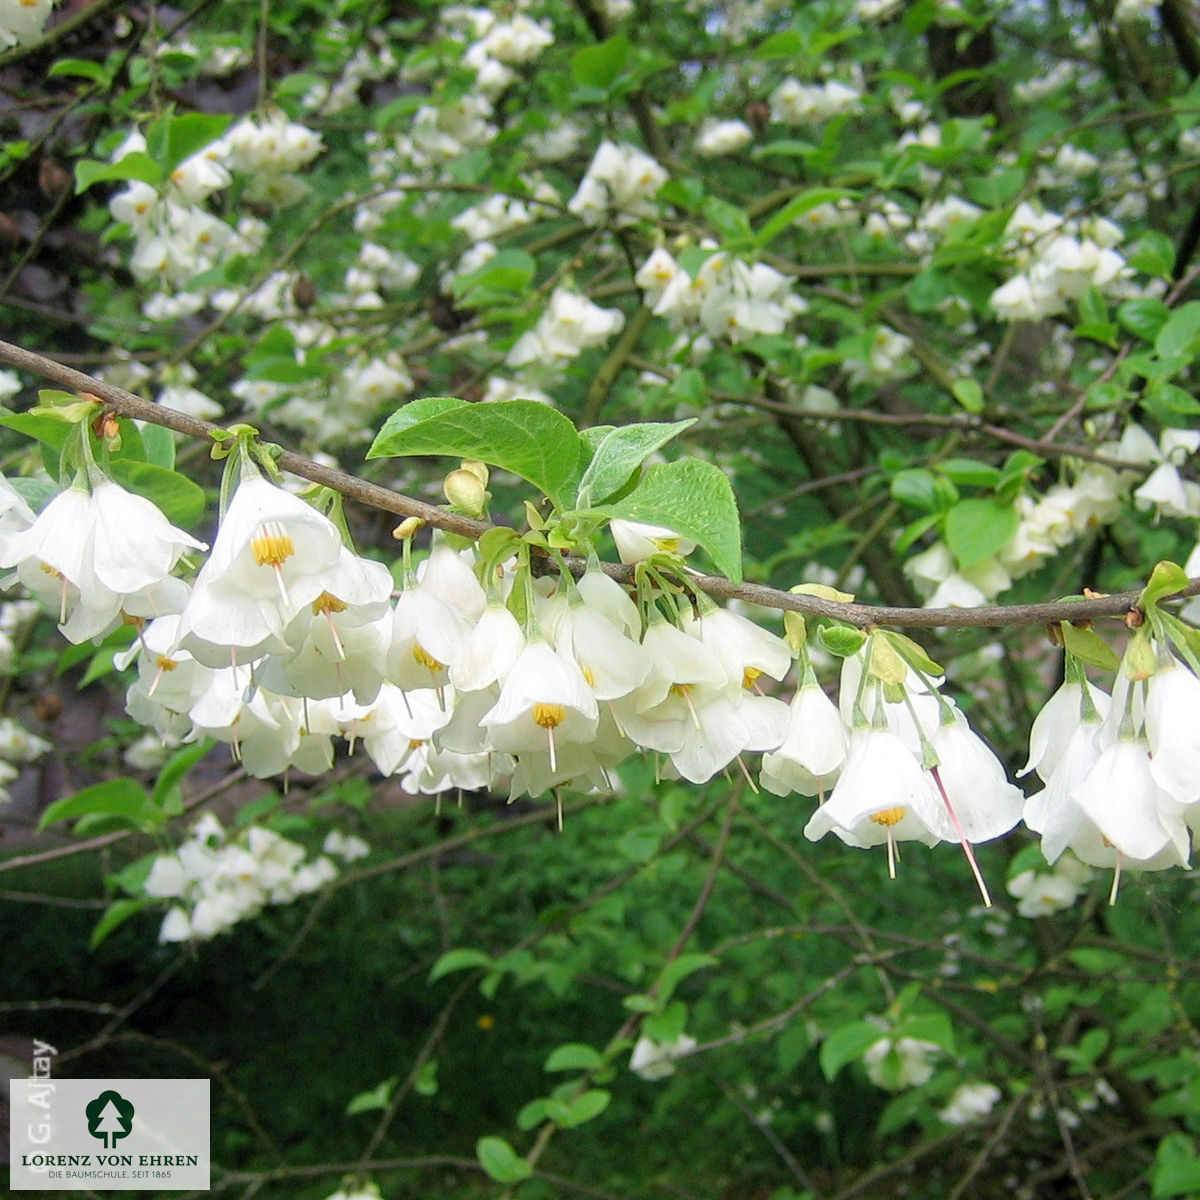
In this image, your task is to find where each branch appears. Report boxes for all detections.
[1,338,1198,631]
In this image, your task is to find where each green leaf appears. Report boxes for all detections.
[90,898,154,949]
[368,399,581,505]
[596,459,743,581]
[516,1098,549,1130]
[951,378,984,413]
[1061,623,1120,671]
[476,1136,532,1184]
[152,739,215,812]
[106,460,206,527]
[48,58,111,85]
[370,397,469,450]
[155,112,232,174]
[38,779,159,832]
[657,953,718,1006]
[545,1043,605,1073]
[820,1021,885,1081]
[891,467,957,512]
[1155,302,1200,360]
[936,458,1001,488]
[429,947,492,982]
[556,1089,611,1128]
[414,1060,439,1096]
[894,1012,955,1053]
[575,419,695,506]
[752,29,804,59]
[962,167,1024,207]
[138,422,176,470]
[1145,382,1200,418]
[346,1077,398,1115]
[1142,560,1190,609]
[703,196,752,241]
[944,498,1018,568]
[1155,1136,1200,1197]
[756,188,857,246]
[0,408,74,454]
[817,624,868,657]
[75,152,163,193]
[1118,297,1170,342]
[451,249,537,300]
[1128,231,1175,278]
[570,35,630,89]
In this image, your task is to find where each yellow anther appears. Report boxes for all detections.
[412,644,446,672]
[533,702,565,729]
[312,591,348,615]
[742,667,762,689]
[156,655,179,672]
[252,533,295,567]
[869,807,906,827]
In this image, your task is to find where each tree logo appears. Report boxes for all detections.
[85,1089,135,1149]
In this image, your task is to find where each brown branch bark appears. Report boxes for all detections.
[1,337,1197,630]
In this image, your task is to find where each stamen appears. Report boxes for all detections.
[930,766,992,907]
[546,721,558,773]
[742,667,762,690]
[533,702,565,728]
[253,526,295,607]
[148,654,179,697]
[322,606,346,660]
[734,753,759,794]
[1109,850,1123,906]
[412,643,446,673]
[676,686,702,732]
[312,591,347,615]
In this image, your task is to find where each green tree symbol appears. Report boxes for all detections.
[85,1090,135,1150]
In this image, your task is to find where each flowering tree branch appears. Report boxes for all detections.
[0,336,1196,630]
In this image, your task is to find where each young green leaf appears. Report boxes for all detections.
[544,1043,605,1072]
[38,779,160,832]
[367,400,581,505]
[820,1021,886,1081]
[476,1136,533,1184]
[575,419,696,507]
[428,947,493,982]
[596,459,743,581]
[944,498,1018,568]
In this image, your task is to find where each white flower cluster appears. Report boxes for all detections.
[799,643,1025,901]
[104,116,422,444]
[863,1030,940,1089]
[0,0,56,50]
[940,1081,1002,1125]
[635,249,805,344]
[506,288,625,367]
[144,812,368,942]
[989,203,1129,321]
[769,78,862,125]
[567,140,669,226]
[1021,642,1200,889]
[0,708,52,810]
[694,119,754,158]
[629,1032,697,1081]
[907,420,1195,611]
[1007,855,1092,917]
[5,444,1198,903]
